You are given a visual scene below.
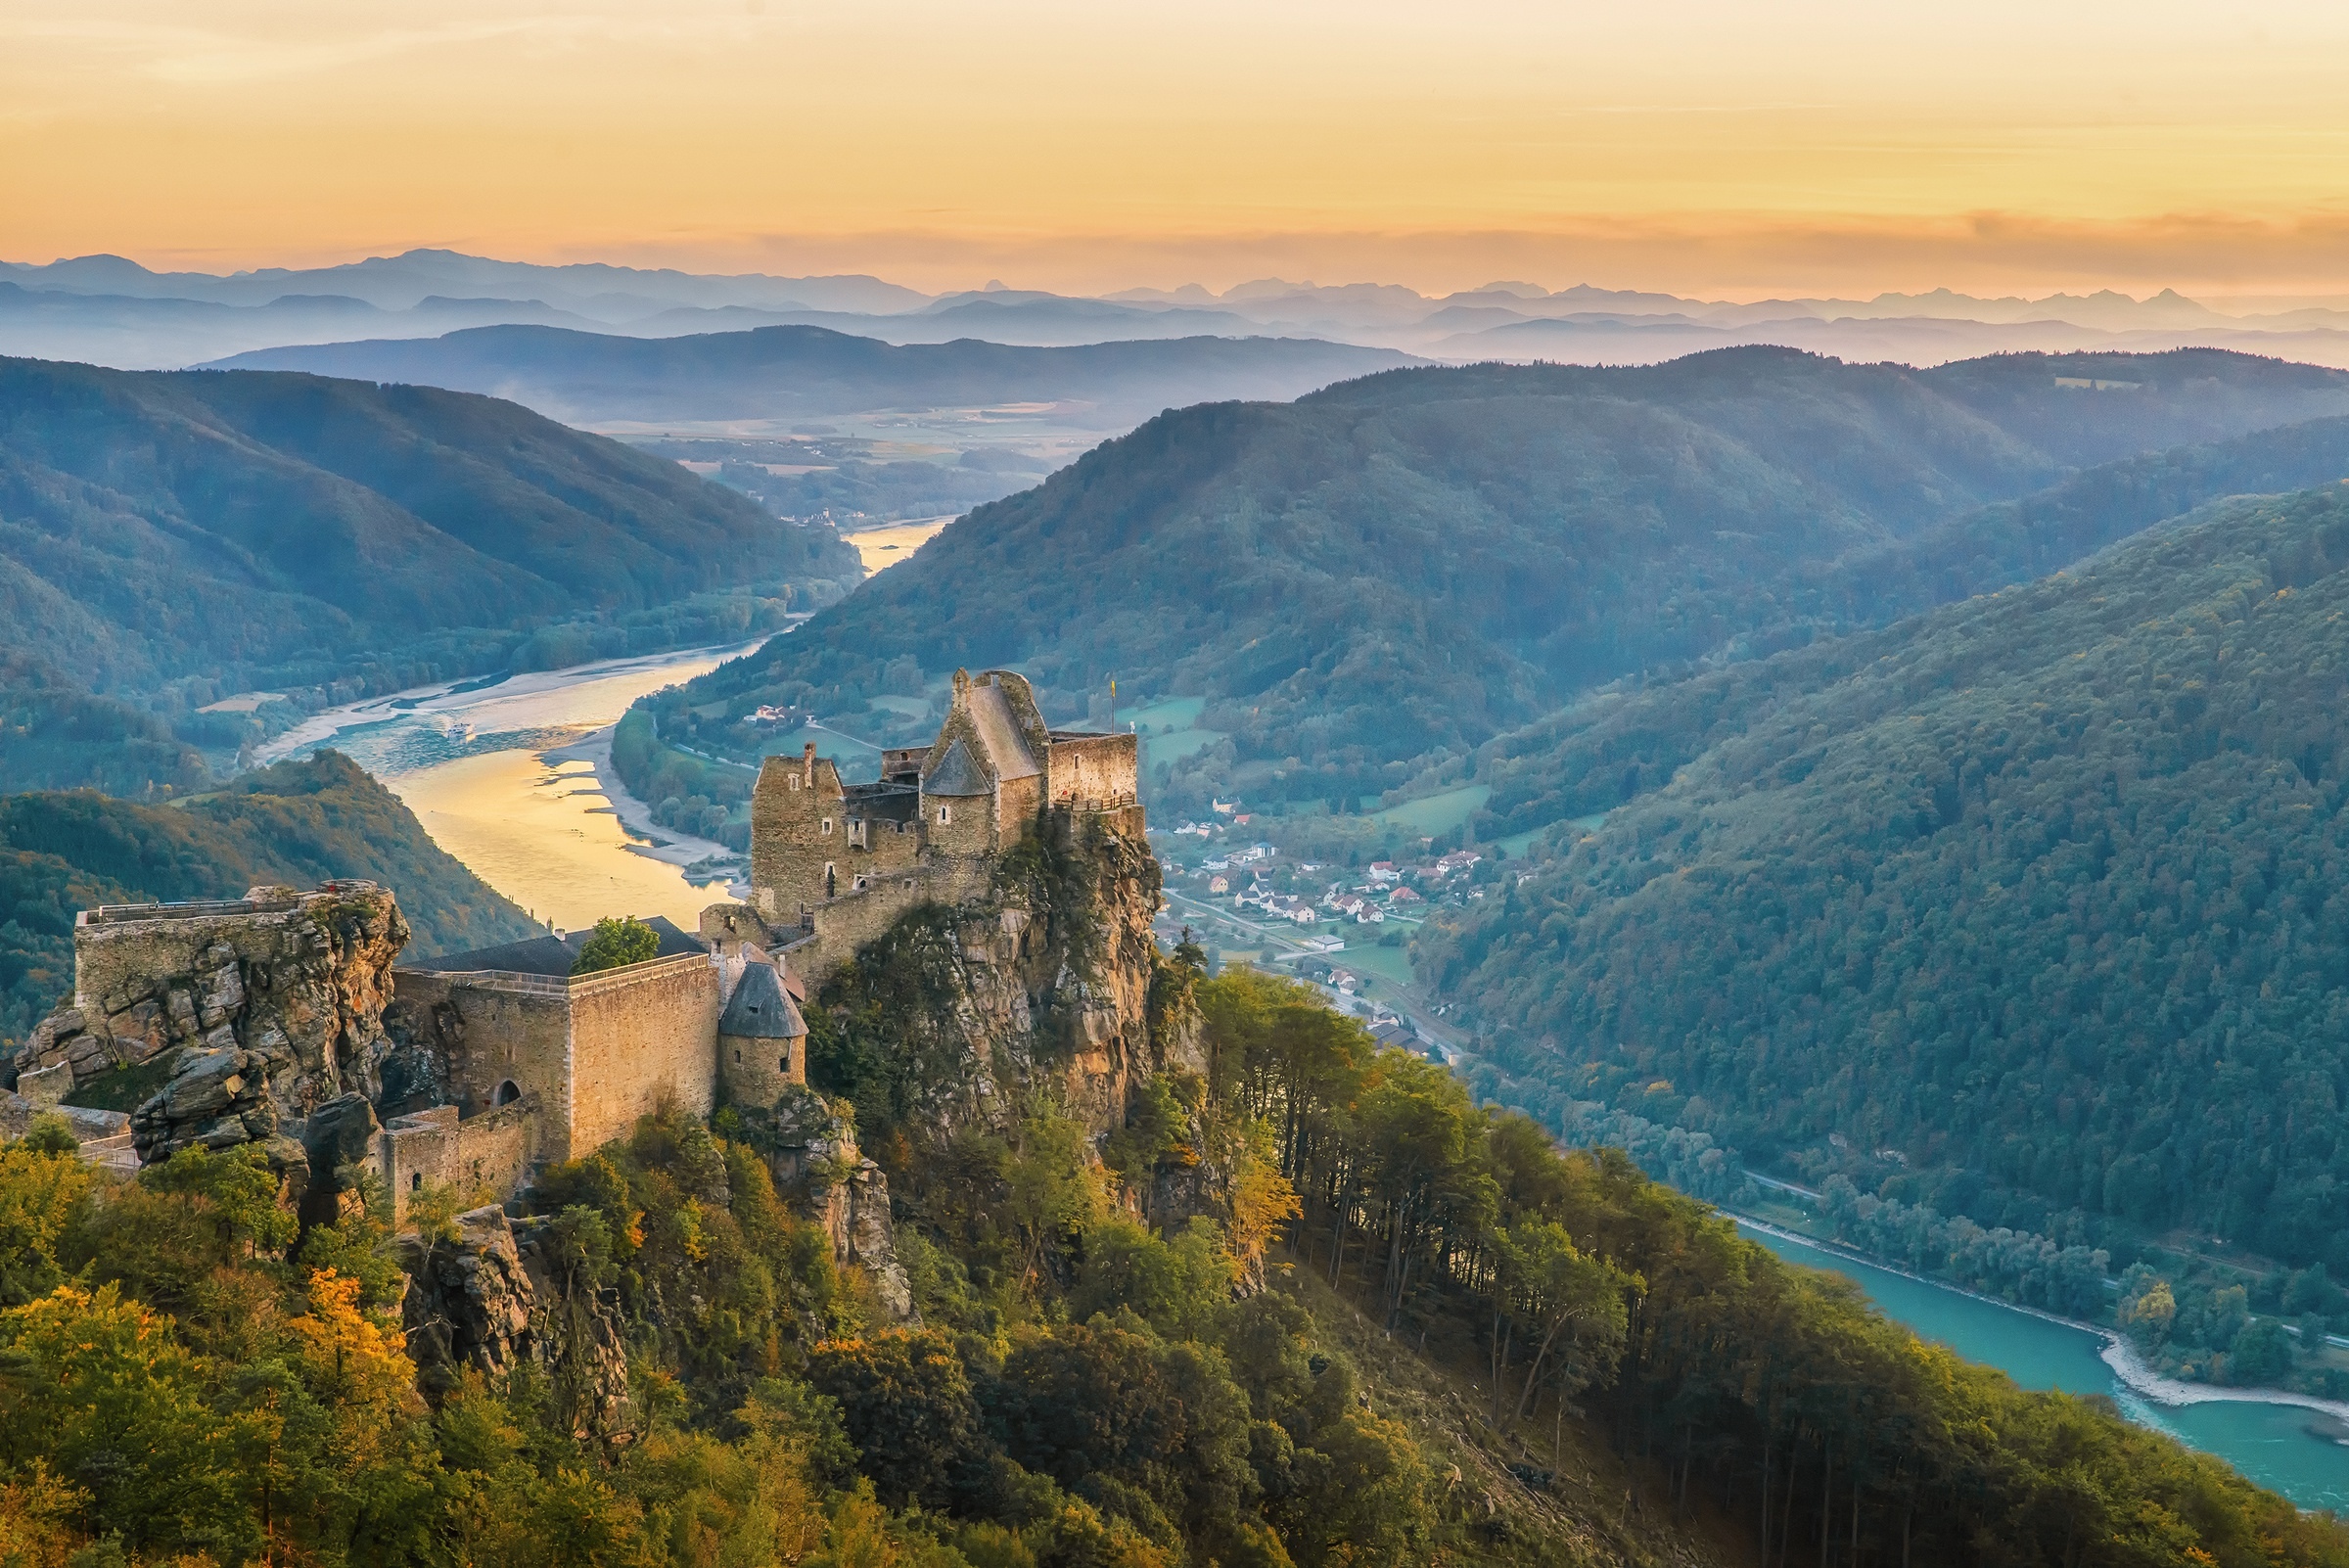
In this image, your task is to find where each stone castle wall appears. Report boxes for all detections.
[386,971,573,1126]
[1046,733,1139,809]
[377,1099,536,1223]
[390,951,719,1168]
[566,952,720,1159]
[751,750,844,917]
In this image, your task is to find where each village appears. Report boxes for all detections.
[1142,798,1519,1069]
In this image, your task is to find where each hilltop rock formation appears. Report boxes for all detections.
[7,882,410,1164]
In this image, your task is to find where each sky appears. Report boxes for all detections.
[5,0,2348,300]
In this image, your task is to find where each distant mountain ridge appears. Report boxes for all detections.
[206,324,1422,429]
[14,247,2349,370]
[643,347,2349,812]
[0,353,860,702]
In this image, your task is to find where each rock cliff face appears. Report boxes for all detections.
[10,883,409,1164]
[394,1204,634,1441]
[801,812,1202,1144]
[742,1085,914,1320]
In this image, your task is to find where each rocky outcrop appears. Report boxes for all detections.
[394,1204,634,1441]
[743,1085,913,1320]
[800,812,1204,1144]
[10,883,409,1165]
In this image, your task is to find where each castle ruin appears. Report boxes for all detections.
[4,667,1152,1240]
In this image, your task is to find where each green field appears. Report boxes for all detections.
[1366,783,1491,835]
[1143,727,1223,764]
[1125,695,1205,732]
[867,695,931,718]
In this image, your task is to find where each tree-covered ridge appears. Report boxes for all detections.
[657,347,2349,813]
[0,753,540,1046]
[0,356,862,699]
[1424,482,2349,1273]
[5,964,2343,1568]
[0,650,206,798]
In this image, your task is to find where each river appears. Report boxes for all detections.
[1740,1222,2349,1511]
[260,642,765,934]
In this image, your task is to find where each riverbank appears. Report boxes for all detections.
[540,725,746,883]
[1733,1212,2349,1426]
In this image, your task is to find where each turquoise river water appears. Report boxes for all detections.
[1741,1222,2349,1511]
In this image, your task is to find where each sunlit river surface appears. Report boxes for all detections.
[1741,1222,2349,1510]
[261,643,761,934]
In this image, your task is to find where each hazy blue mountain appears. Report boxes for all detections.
[0,355,862,698]
[0,249,924,315]
[206,324,1422,429]
[641,347,2349,811]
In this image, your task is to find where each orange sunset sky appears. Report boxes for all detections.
[5,0,2347,300]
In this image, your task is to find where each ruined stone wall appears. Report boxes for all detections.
[13,884,410,1165]
[781,864,967,991]
[750,749,845,917]
[566,953,720,1159]
[377,1099,535,1223]
[387,970,573,1128]
[843,814,922,888]
[996,773,1042,838]
[1045,733,1139,809]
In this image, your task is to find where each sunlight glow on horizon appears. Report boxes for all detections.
[6,0,2348,298]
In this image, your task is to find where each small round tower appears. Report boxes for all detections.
[717,959,807,1107]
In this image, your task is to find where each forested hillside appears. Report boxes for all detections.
[0,355,861,701]
[0,753,539,1045]
[1423,481,2349,1271]
[0,651,205,797]
[6,963,2340,1568]
[210,323,1418,430]
[657,347,2349,811]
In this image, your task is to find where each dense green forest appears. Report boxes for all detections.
[0,753,539,1047]
[0,651,206,797]
[648,348,2349,813]
[0,356,862,705]
[1423,481,2349,1273]
[8,961,2342,1567]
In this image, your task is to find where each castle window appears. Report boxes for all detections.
[937,804,951,825]
[410,1173,423,1191]
[493,1080,521,1107]
[821,818,833,834]
[733,1049,742,1064]
[780,1054,790,1076]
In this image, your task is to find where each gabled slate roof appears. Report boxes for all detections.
[922,737,991,798]
[965,680,1041,781]
[719,960,806,1038]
